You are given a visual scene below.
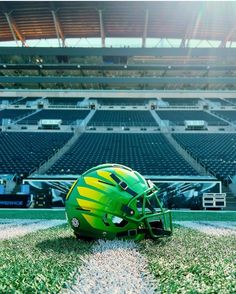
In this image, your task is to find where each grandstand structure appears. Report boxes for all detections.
[0,1,236,209]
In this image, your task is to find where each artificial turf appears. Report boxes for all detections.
[142,225,236,294]
[171,210,236,222]
[0,209,66,220]
[0,209,235,293]
[0,225,92,293]
[0,209,235,221]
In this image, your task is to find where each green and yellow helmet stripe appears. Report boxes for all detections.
[66,179,78,200]
[65,163,172,240]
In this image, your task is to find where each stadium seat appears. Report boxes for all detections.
[88,110,158,127]
[47,133,198,176]
[173,133,236,182]
[0,132,73,175]
[156,110,228,126]
[18,109,90,125]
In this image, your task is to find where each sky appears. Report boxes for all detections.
[0,37,228,48]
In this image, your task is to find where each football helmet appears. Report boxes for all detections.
[65,164,172,240]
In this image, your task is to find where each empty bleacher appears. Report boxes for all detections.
[0,97,21,105]
[156,110,228,126]
[1,95,236,192]
[47,133,198,176]
[18,109,90,125]
[0,132,73,175]
[161,98,200,106]
[213,110,236,124]
[225,98,236,105]
[205,98,231,106]
[173,133,236,182]
[88,110,158,126]
[46,97,84,106]
[0,109,35,122]
[91,97,152,106]
[13,97,42,105]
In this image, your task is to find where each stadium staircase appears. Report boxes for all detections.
[30,131,83,175]
[150,109,164,128]
[150,109,210,176]
[28,111,95,176]
[82,108,96,127]
[15,109,41,124]
[206,110,235,127]
[164,133,210,176]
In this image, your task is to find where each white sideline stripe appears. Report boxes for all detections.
[174,221,236,236]
[62,240,157,294]
[0,219,67,240]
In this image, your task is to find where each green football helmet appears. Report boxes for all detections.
[65,164,172,240]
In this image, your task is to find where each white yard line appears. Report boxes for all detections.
[174,221,236,236]
[62,240,158,294]
[0,219,66,240]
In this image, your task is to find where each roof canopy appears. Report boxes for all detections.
[1,1,236,47]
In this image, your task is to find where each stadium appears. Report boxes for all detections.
[0,1,235,293]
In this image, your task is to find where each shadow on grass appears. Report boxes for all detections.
[36,235,94,254]
[36,227,174,256]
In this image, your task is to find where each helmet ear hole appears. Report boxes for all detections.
[114,219,129,228]
[103,214,129,228]
[111,216,128,227]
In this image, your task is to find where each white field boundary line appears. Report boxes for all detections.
[174,221,236,236]
[0,219,67,240]
[62,240,158,294]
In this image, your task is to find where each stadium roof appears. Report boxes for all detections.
[1,1,236,47]
[1,1,236,91]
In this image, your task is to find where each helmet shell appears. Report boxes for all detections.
[65,163,172,240]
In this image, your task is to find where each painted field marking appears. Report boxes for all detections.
[0,219,67,240]
[174,221,236,236]
[62,240,158,294]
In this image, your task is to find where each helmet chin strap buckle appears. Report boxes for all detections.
[119,181,128,190]
[110,173,138,196]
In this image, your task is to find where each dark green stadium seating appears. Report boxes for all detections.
[173,133,236,182]
[47,133,198,176]
[18,109,90,125]
[0,132,73,175]
[88,110,158,127]
[156,110,228,126]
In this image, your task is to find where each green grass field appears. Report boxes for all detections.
[143,227,236,294]
[0,209,66,220]
[0,208,235,221]
[0,209,235,293]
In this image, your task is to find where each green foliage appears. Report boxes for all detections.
[142,226,236,294]
[0,225,92,293]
